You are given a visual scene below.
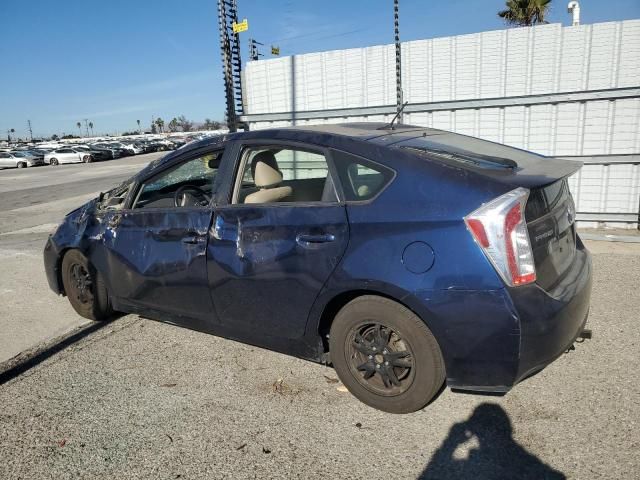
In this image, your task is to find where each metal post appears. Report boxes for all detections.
[394,0,403,123]
[217,0,244,132]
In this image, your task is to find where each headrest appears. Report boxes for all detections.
[254,160,283,188]
[251,151,279,179]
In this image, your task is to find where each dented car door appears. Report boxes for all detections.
[97,151,224,330]
[207,204,348,338]
[206,140,349,339]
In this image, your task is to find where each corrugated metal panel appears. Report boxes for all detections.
[243,20,640,228]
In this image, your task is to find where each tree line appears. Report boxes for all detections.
[146,116,225,134]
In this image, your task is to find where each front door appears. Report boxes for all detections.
[100,150,224,329]
[207,142,349,339]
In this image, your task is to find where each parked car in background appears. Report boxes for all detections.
[44,147,93,165]
[167,137,186,149]
[0,151,45,168]
[92,143,124,159]
[44,123,592,414]
[120,141,145,155]
[155,139,177,150]
[73,145,112,162]
[106,143,134,156]
[131,140,157,153]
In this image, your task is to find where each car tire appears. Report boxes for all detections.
[83,155,92,163]
[17,162,27,168]
[61,250,114,321]
[50,158,59,166]
[329,295,445,414]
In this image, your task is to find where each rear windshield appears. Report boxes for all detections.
[525,179,570,222]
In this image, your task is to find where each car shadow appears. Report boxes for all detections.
[0,317,118,385]
[419,403,566,480]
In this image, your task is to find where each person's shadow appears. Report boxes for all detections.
[420,403,566,480]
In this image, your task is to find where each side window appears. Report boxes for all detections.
[133,150,223,209]
[234,146,337,204]
[331,150,394,201]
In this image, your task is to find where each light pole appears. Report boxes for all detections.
[394,0,403,123]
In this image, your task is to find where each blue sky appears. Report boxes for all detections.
[1,0,639,138]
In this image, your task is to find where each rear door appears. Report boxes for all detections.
[57,148,76,163]
[207,141,349,339]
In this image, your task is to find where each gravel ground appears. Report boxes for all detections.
[1,244,638,479]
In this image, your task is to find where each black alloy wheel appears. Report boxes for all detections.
[329,295,445,413]
[348,323,415,396]
[61,250,114,321]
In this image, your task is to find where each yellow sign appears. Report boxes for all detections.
[232,19,248,34]
[271,46,280,55]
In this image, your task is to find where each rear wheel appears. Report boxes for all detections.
[61,250,113,321]
[17,162,27,168]
[329,295,445,413]
[50,158,59,166]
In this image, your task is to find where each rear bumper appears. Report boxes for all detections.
[411,243,592,393]
[511,245,592,384]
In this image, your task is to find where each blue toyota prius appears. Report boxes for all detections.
[44,123,592,413]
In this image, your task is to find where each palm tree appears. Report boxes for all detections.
[137,119,141,133]
[498,0,551,26]
[155,118,165,133]
[89,122,94,136]
[76,122,82,137]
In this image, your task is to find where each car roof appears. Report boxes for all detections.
[136,123,477,177]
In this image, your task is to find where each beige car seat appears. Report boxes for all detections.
[244,156,292,204]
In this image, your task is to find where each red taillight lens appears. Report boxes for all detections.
[464,188,536,287]
[466,219,489,248]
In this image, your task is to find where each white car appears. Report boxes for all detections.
[0,151,44,168]
[44,148,93,166]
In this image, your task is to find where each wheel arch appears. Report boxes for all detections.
[315,288,439,355]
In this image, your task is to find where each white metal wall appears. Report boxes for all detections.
[242,20,640,228]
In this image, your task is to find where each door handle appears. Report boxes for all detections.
[296,233,336,247]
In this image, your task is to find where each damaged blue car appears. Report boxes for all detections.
[44,123,592,413]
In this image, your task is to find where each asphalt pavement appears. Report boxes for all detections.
[0,153,163,364]
[0,154,639,479]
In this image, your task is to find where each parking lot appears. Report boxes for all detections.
[0,154,639,479]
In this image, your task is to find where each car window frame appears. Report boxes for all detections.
[124,147,227,212]
[328,148,397,205]
[226,139,344,208]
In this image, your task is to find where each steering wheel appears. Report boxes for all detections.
[174,185,211,207]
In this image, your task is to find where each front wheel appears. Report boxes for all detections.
[83,155,93,163]
[61,250,114,321]
[17,162,27,168]
[329,296,445,414]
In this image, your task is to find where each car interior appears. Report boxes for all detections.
[236,148,338,204]
[133,151,223,209]
[130,146,391,210]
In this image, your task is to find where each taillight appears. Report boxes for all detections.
[464,187,536,287]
